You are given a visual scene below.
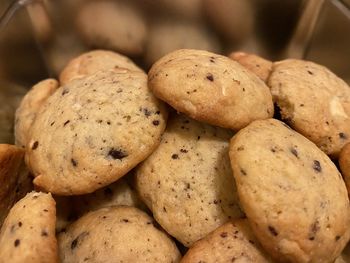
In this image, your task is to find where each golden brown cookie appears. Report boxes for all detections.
[149,49,273,130]
[58,206,181,262]
[26,69,167,195]
[229,119,350,262]
[15,79,59,148]
[229,51,273,83]
[269,59,350,157]
[59,50,142,85]
[0,192,57,263]
[181,219,273,263]
[135,114,243,247]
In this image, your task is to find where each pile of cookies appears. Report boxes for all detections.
[0,48,350,263]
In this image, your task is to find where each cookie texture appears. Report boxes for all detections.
[59,50,142,85]
[73,176,147,216]
[0,144,33,226]
[229,119,350,262]
[0,192,57,263]
[26,69,167,195]
[181,219,273,263]
[149,49,273,130]
[338,143,350,195]
[15,79,59,148]
[76,1,147,56]
[58,206,181,263]
[135,114,243,247]
[269,59,350,157]
[229,51,272,83]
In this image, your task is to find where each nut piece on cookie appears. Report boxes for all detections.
[0,192,58,263]
[0,144,33,226]
[149,49,273,130]
[181,219,273,263]
[58,206,181,263]
[26,70,168,195]
[76,1,147,56]
[73,176,147,216]
[229,119,350,262]
[229,51,272,83]
[59,50,142,85]
[338,143,350,195]
[268,59,350,157]
[15,79,59,148]
[135,114,243,247]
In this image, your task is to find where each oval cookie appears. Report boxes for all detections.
[229,119,350,262]
[76,1,147,56]
[26,69,167,195]
[59,50,142,85]
[15,79,59,148]
[0,192,57,263]
[268,59,350,157]
[135,114,243,247]
[58,206,181,263]
[149,49,273,130]
[181,219,273,263]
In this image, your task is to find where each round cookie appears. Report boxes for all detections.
[148,49,273,130]
[229,119,350,262]
[135,114,243,247]
[0,192,57,263]
[338,143,350,195]
[15,79,59,148]
[73,176,147,216]
[76,1,147,56]
[181,219,273,263]
[144,20,220,66]
[268,59,350,157]
[60,50,142,85]
[26,69,167,195]
[58,206,181,263]
[229,51,273,83]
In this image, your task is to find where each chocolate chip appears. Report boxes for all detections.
[32,141,39,150]
[197,136,201,140]
[290,147,298,158]
[180,149,188,153]
[268,226,278,236]
[237,146,244,151]
[206,73,214,81]
[71,158,78,167]
[248,240,255,244]
[63,120,70,126]
[71,232,89,250]
[14,239,20,247]
[339,133,347,139]
[220,232,228,238]
[309,220,320,240]
[62,89,69,95]
[141,108,152,117]
[313,160,322,173]
[71,239,78,250]
[240,168,247,176]
[50,121,55,126]
[171,154,179,159]
[122,219,129,223]
[41,230,48,236]
[307,70,314,75]
[18,222,22,227]
[152,120,160,126]
[335,235,341,241]
[108,148,127,160]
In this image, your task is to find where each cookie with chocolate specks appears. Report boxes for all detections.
[0,192,58,263]
[135,114,243,247]
[229,119,350,263]
[268,59,350,157]
[26,69,167,195]
[58,206,181,263]
[148,49,273,130]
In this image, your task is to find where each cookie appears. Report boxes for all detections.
[181,219,273,263]
[203,0,253,44]
[0,192,57,263]
[0,144,32,226]
[229,51,273,83]
[73,176,147,216]
[145,20,220,66]
[58,206,181,262]
[60,50,142,85]
[76,1,147,56]
[135,114,243,247]
[15,79,59,148]
[338,143,350,195]
[268,59,350,157]
[149,49,273,130]
[229,119,350,262]
[26,69,167,195]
